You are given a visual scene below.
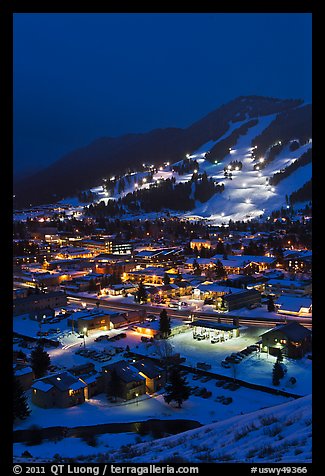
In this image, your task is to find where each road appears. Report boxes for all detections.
[67,294,312,330]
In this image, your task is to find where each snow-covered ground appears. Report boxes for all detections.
[105,394,312,463]
[14,394,312,463]
[15,365,293,431]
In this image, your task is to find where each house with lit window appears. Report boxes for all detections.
[68,308,113,334]
[31,371,87,408]
[102,360,146,401]
[211,254,276,274]
[132,359,166,394]
[260,322,312,359]
[283,250,312,273]
[190,238,212,250]
[68,362,104,398]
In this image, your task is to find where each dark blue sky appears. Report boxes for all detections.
[13,13,312,179]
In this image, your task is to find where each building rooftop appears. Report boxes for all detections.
[260,322,312,341]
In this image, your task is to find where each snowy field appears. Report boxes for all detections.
[15,368,293,431]
[105,395,312,464]
[13,387,310,463]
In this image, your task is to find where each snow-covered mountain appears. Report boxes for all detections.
[14,96,312,223]
[80,104,311,224]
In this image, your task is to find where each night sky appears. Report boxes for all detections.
[13,13,312,179]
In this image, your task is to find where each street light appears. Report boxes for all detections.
[135,392,139,406]
[83,327,88,347]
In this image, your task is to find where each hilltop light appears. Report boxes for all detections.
[111,176,115,181]
[186,154,190,158]
[214,160,218,164]
[166,162,170,166]
[143,163,146,167]
[159,166,163,171]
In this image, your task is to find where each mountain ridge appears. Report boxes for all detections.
[14,95,305,208]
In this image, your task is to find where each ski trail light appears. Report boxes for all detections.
[166,162,170,166]
[242,183,246,187]
[258,172,262,177]
[228,165,232,170]
[221,212,225,216]
[134,183,138,188]
[256,166,260,170]
[259,157,265,163]
[271,187,275,192]
[186,154,190,158]
[245,198,251,204]
[142,178,147,183]
[235,167,239,171]
[193,169,198,174]
[159,166,163,171]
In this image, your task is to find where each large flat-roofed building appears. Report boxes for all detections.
[13,291,67,316]
[221,288,261,311]
[82,239,133,255]
[68,308,117,334]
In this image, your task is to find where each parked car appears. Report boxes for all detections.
[222,397,233,405]
[221,360,231,368]
[201,390,212,398]
[192,374,201,380]
[201,376,212,383]
[197,362,212,370]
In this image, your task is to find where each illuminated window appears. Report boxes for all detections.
[280,339,287,344]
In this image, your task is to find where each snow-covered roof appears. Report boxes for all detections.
[32,381,54,392]
[14,366,33,377]
[196,282,242,294]
[275,296,312,312]
[212,254,276,266]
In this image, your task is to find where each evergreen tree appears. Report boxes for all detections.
[88,278,98,292]
[136,281,147,304]
[163,273,170,286]
[108,369,121,402]
[164,366,191,408]
[267,295,276,312]
[13,378,31,422]
[214,259,226,279]
[272,359,285,386]
[31,344,51,379]
[192,259,201,276]
[159,309,171,339]
[215,240,225,255]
